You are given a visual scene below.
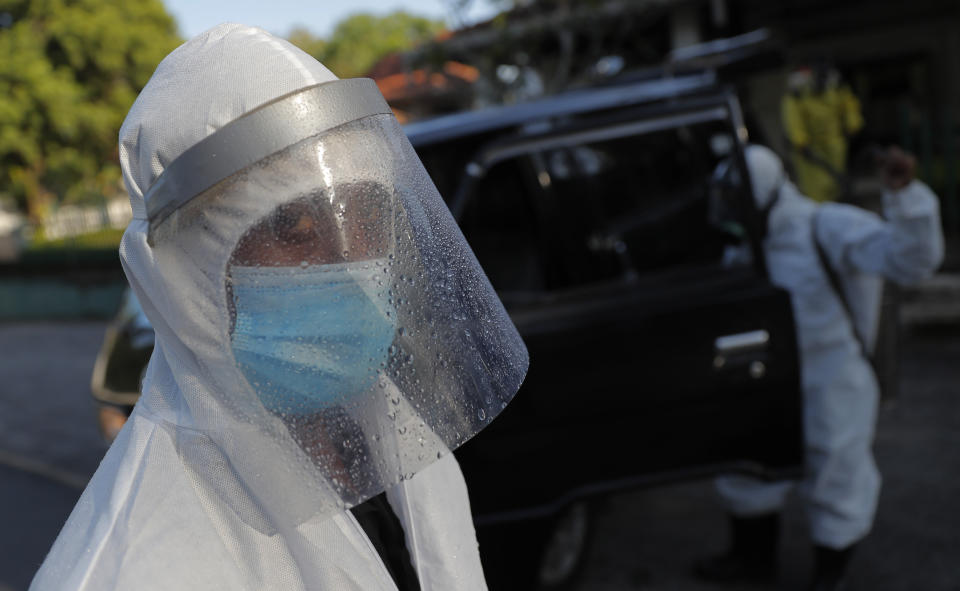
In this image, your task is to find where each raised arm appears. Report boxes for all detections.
[816,179,944,285]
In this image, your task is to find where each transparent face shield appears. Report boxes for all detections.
[144,80,528,510]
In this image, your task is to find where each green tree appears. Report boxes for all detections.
[294,12,445,79]
[0,0,180,219]
[287,26,327,61]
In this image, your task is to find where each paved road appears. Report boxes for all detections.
[0,467,85,591]
[0,322,107,591]
[1,322,958,590]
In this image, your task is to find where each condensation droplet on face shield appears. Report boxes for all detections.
[135,88,531,525]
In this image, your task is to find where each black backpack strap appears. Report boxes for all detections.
[812,207,868,355]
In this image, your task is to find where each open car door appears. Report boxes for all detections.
[438,94,804,522]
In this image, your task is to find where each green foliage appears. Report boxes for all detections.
[28,225,124,251]
[0,0,180,219]
[287,27,327,61]
[289,12,445,79]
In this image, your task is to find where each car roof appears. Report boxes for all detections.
[403,71,719,148]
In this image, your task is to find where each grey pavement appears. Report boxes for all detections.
[0,322,108,480]
[0,466,84,590]
[0,322,108,591]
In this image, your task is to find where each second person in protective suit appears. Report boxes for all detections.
[782,64,864,203]
[696,144,943,591]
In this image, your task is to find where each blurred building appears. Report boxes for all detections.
[368,52,479,122]
[0,207,23,261]
[381,0,958,234]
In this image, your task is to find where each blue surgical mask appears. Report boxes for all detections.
[229,260,396,415]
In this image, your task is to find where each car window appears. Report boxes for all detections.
[457,158,547,293]
[457,117,751,294]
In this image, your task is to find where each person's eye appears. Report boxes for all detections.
[274,212,316,243]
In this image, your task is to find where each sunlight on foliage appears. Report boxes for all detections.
[0,0,181,220]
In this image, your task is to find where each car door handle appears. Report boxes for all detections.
[714,330,770,355]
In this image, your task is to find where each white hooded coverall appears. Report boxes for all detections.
[716,145,943,549]
[31,24,506,590]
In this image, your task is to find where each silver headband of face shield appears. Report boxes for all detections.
[143,78,393,234]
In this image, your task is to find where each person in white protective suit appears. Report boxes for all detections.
[31,24,528,591]
[695,144,943,591]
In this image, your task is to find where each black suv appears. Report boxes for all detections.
[92,73,803,589]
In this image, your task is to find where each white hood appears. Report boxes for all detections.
[119,23,338,212]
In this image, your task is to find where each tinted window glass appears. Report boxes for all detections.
[457,158,546,293]
[452,117,751,293]
[527,120,748,289]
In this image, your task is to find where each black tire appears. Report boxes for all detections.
[478,502,593,591]
[537,501,592,589]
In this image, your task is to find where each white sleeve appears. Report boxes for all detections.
[386,454,488,591]
[815,180,944,284]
